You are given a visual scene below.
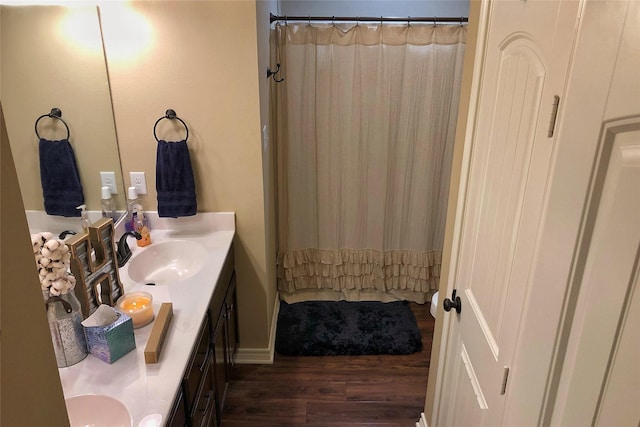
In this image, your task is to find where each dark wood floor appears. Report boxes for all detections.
[221,303,435,426]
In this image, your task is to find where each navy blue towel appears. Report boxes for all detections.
[156,140,197,217]
[39,138,84,217]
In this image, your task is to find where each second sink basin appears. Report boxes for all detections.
[127,240,207,285]
[66,394,131,427]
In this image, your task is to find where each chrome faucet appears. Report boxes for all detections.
[116,231,142,268]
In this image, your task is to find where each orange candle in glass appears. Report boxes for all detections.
[117,291,154,328]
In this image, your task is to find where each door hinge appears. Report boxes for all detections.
[500,366,510,395]
[547,95,560,138]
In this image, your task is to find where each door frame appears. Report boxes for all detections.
[547,117,640,426]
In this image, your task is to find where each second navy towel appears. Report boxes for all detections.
[156,139,197,217]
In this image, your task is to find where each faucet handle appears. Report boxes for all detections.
[59,230,77,239]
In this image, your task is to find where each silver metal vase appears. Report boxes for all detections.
[44,290,88,367]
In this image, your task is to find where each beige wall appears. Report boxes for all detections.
[100,1,270,348]
[0,5,125,211]
[1,104,70,426]
[424,0,481,421]
[1,0,281,362]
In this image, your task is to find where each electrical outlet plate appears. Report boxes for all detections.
[130,172,147,195]
[100,171,117,194]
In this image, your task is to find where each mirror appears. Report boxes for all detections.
[0,5,126,224]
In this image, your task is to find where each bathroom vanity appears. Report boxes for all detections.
[57,212,237,426]
[166,242,238,426]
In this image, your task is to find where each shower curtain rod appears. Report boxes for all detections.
[270,12,468,24]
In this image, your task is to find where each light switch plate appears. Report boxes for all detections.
[130,172,147,195]
[100,171,117,194]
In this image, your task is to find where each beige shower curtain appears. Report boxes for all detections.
[272,22,466,303]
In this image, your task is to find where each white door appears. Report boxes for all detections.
[435,0,640,426]
[435,1,580,426]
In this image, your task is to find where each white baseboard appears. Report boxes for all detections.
[234,347,273,364]
[234,292,280,364]
[416,412,428,427]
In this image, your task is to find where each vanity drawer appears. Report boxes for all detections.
[190,354,215,427]
[183,313,212,409]
[166,388,187,427]
[169,242,236,426]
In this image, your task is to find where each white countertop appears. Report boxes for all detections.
[57,212,235,427]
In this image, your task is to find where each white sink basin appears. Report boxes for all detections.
[127,240,207,285]
[65,394,131,427]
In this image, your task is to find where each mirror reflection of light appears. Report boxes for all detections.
[3,2,103,56]
[60,5,103,54]
[97,1,153,62]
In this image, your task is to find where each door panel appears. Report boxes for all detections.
[437,1,580,426]
[448,341,487,427]
[464,38,545,342]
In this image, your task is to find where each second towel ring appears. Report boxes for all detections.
[153,109,189,143]
[35,107,70,141]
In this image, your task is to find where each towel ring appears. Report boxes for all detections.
[153,109,189,143]
[35,108,70,140]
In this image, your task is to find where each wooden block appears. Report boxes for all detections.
[144,303,173,364]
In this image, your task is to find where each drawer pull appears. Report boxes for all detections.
[200,390,213,413]
[199,347,211,374]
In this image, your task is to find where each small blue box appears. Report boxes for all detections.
[83,311,136,364]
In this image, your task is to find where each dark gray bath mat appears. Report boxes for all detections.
[275,300,422,356]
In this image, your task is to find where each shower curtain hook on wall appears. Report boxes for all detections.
[267,63,284,83]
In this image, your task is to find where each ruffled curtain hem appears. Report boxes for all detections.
[278,288,437,305]
[277,248,442,297]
